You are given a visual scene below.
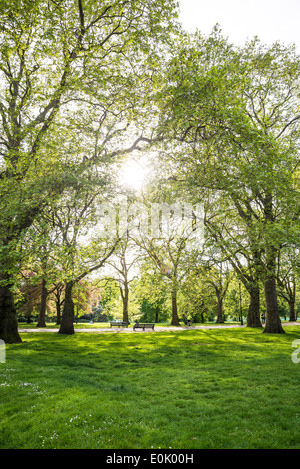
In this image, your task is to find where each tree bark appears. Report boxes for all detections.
[0,277,22,343]
[215,296,224,323]
[155,306,159,323]
[58,281,75,334]
[262,195,284,334]
[171,288,180,326]
[289,298,296,322]
[36,279,47,327]
[246,284,262,327]
[263,277,284,333]
[53,284,64,325]
[287,279,296,322]
[120,283,129,323]
[56,301,61,325]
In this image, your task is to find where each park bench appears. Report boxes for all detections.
[110,322,129,328]
[133,323,155,331]
[183,318,194,326]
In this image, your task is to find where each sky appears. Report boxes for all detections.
[178,0,300,50]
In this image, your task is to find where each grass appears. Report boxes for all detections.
[1,326,300,449]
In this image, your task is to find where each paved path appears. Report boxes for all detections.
[18,324,247,333]
[19,322,300,334]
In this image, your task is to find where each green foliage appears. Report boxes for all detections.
[1,2,299,337]
[152,28,300,331]
[97,278,120,317]
[223,275,249,319]
[0,0,180,339]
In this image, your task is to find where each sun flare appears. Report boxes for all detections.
[119,159,148,191]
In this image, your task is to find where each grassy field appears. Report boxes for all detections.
[1,325,300,449]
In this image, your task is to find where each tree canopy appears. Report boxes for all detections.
[0,5,299,342]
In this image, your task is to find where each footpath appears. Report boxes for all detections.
[18,322,300,333]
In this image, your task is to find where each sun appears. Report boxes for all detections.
[119,159,148,191]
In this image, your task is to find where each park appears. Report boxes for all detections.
[0,0,300,451]
[1,323,300,449]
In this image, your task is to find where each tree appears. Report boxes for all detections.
[96,278,120,319]
[71,280,103,320]
[155,29,300,333]
[17,271,45,321]
[51,282,65,325]
[277,246,299,321]
[0,0,179,342]
[203,192,263,327]
[133,198,199,325]
[179,268,216,323]
[105,235,142,323]
[187,246,231,324]
[206,264,231,324]
[20,216,62,327]
[132,258,170,323]
[42,181,120,334]
[224,275,249,322]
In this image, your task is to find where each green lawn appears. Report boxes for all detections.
[1,326,300,449]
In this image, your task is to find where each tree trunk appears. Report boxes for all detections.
[36,279,47,327]
[171,288,180,326]
[289,298,296,322]
[54,286,63,325]
[287,279,296,322]
[263,277,284,333]
[155,306,159,323]
[56,301,61,325]
[58,281,75,335]
[246,284,262,327]
[120,284,129,323]
[262,196,284,334]
[0,277,22,343]
[215,296,224,323]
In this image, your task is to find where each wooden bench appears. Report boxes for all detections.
[183,318,194,327]
[110,322,129,328]
[133,323,155,331]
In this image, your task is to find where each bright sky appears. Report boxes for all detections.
[119,158,149,191]
[178,0,300,50]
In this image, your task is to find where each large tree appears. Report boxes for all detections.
[277,246,299,322]
[132,199,199,326]
[155,29,300,333]
[105,234,142,323]
[0,0,179,342]
[203,192,263,327]
[41,178,121,334]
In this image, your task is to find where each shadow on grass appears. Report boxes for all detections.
[2,326,300,449]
